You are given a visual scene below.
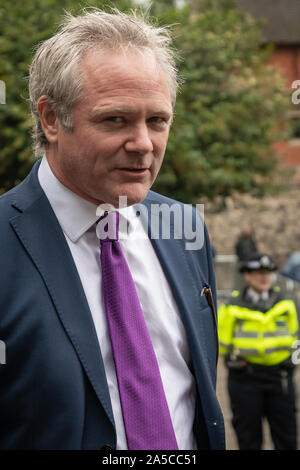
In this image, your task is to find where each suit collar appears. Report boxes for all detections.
[140,195,217,385]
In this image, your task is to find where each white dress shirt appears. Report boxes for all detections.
[247,287,269,305]
[38,155,197,450]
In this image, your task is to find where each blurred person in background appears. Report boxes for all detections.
[281,251,300,284]
[235,225,258,262]
[218,253,298,450]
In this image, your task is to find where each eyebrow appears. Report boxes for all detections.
[90,106,130,117]
[89,106,173,120]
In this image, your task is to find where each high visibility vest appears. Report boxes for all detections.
[218,298,299,366]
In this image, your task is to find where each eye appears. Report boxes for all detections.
[105,116,124,123]
[148,116,171,130]
[148,117,166,124]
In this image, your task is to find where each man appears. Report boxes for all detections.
[218,253,298,450]
[235,225,257,262]
[0,9,224,450]
[281,251,300,283]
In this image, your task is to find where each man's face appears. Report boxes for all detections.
[45,49,173,207]
[243,269,273,293]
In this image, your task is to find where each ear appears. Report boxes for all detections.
[37,95,59,144]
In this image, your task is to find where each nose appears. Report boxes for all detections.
[124,124,154,154]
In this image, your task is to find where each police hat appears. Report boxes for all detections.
[240,253,277,273]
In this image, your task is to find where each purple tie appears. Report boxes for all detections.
[99,211,178,450]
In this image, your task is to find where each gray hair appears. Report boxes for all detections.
[29,8,180,156]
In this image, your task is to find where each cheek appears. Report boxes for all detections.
[153,136,168,163]
[252,278,261,288]
[150,156,164,182]
[159,132,169,152]
[87,133,125,162]
[60,131,109,168]
[248,276,261,288]
[57,130,87,161]
[58,140,100,180]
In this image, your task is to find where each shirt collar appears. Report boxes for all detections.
[247,287,269,304]
[38,155,139,242]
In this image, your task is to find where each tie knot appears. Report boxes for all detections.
[96,211,119,243]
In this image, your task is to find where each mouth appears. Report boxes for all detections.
[117,167,149,175]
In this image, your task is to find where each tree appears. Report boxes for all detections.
[0,0,133,194]
[0,0,290,203]
[150,0,290,203]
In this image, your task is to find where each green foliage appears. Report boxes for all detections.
[150,0,290,202]
[0,0,134,194]
[0,0,290,203]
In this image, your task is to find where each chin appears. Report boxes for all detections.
[260,286,271,292]
[121,196,146,208]
[118,189,149,207]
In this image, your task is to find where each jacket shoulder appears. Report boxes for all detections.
[145,190,188,208]
[0,184,22,221]
[0,160,42,215]
[0,161,43,236]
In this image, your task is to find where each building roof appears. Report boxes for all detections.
[235,0,300,45]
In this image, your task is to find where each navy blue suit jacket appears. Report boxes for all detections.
[0,161,225,450]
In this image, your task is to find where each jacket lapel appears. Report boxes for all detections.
[9,162,115,428]
[140,196,217,389]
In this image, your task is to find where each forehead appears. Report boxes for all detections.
[78,48,172,106]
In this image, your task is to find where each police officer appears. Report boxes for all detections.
[218,253,299,450]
